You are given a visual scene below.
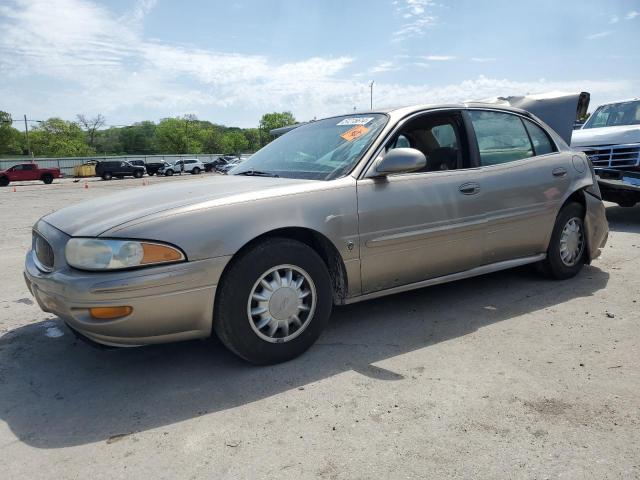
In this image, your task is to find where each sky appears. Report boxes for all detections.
[0,0,639,128]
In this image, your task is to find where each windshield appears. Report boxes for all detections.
[583,100,640,129]
[231,114,388,180]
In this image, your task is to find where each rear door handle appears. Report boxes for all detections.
[552,167,567,177]
[459,182,480,195]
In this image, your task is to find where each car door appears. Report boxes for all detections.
[10,165,27,181]
[466,109,571,264]
[24,164,38,180]
[356,110,486,294]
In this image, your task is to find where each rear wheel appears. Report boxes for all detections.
[102,172,112,180]
[41,174,53,184]
[214,238,332,365]
[192,167,201,175]
[0,176,9,187]
[538,202,586,279]
[166,169,174,176]
[133,170,143,179]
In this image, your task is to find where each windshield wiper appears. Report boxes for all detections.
[234,169,279,178]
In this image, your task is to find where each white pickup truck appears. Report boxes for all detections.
[572,98,640,207]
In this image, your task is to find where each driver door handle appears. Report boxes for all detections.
[459,182,480,195]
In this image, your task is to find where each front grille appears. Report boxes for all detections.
[33,231,54,271]
[580,143,640,169]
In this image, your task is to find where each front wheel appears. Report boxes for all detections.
[538,202,586,279]
[0,176,10,187]
[133,170,143,179]
[166,169,174,176]
[192,167,201,175]
[102,172,112,180]
[214,238,333,365]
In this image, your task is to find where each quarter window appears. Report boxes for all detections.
[523,119,555,155]
[469,111,533,166]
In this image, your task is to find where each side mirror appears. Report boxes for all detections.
[373,148,426,176]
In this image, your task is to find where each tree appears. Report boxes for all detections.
[258,111,297,146]
[154,115,203,154]
[202,126,225,153]
[119,121,156,154]
[220,131,249,156]
[0,111,24,155]
[76,114,106,147]
[30,118,94,157]
[243,128,261,152]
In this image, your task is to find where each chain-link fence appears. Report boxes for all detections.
[0,154,251,177]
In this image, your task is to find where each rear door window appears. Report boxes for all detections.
[469,110,533,166]
[523,119,555,156]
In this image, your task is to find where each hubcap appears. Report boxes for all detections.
[247,264,316,343]
[559,217,584,267]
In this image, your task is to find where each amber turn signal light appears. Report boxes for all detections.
[90,306,133,320]
[141,243,184,264]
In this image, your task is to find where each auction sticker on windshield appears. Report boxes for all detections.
[340,125,369,142]
[336,117,374,126]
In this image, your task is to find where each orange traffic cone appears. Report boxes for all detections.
[12,186,16,192]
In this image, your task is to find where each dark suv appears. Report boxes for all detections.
[95,161,145,180]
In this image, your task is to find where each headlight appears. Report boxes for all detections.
[65,238,185,271]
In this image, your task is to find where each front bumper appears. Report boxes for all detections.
[24,234,231,347]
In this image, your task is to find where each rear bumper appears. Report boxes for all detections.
[583,191,609,262]
[24,250,231,347]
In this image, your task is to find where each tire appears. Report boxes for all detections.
[41,174,53,185]
[102,172,112,180]
[166,169,174,176]
[214,238,333,365]
[133,170,143,179]
[0,176,9,187]
[538,202,586,279]
[192,167,201,175]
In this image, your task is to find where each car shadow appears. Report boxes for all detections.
[0,265,609,449]
[605,204,640,234]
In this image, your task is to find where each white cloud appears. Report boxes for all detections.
[471,57,498,63]
[609,15,619,24]
[0,0,636,126]
[586,31,612,40]
[370,61,401,73]
[392,0,437,41]
[626,10,639,20]
[422,55,456,61]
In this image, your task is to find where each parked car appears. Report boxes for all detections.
[0,163,61,186]
[217,157,243,174]
[144,161,166,176]
[204,156,233,172]
[158,159,204,176]
[95,160,145,180]
[571,98,640,207]
[24,104,609,365]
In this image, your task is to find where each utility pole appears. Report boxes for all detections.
[23,114,32,159]
[369,80,374,110]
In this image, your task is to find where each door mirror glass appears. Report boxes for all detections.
[374,148,426,176]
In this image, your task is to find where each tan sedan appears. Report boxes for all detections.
[24,104,608,364]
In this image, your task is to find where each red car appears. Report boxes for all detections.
[0,163,61,186]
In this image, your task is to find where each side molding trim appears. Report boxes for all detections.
[344,254,546,305]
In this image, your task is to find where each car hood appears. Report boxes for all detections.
[571,124,640,148]
[42,175,315,237]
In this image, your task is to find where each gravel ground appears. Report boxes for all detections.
[1,175,639,479]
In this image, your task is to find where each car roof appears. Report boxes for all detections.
[356,102,533,118]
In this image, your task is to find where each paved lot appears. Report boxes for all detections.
[1,175,639,479]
